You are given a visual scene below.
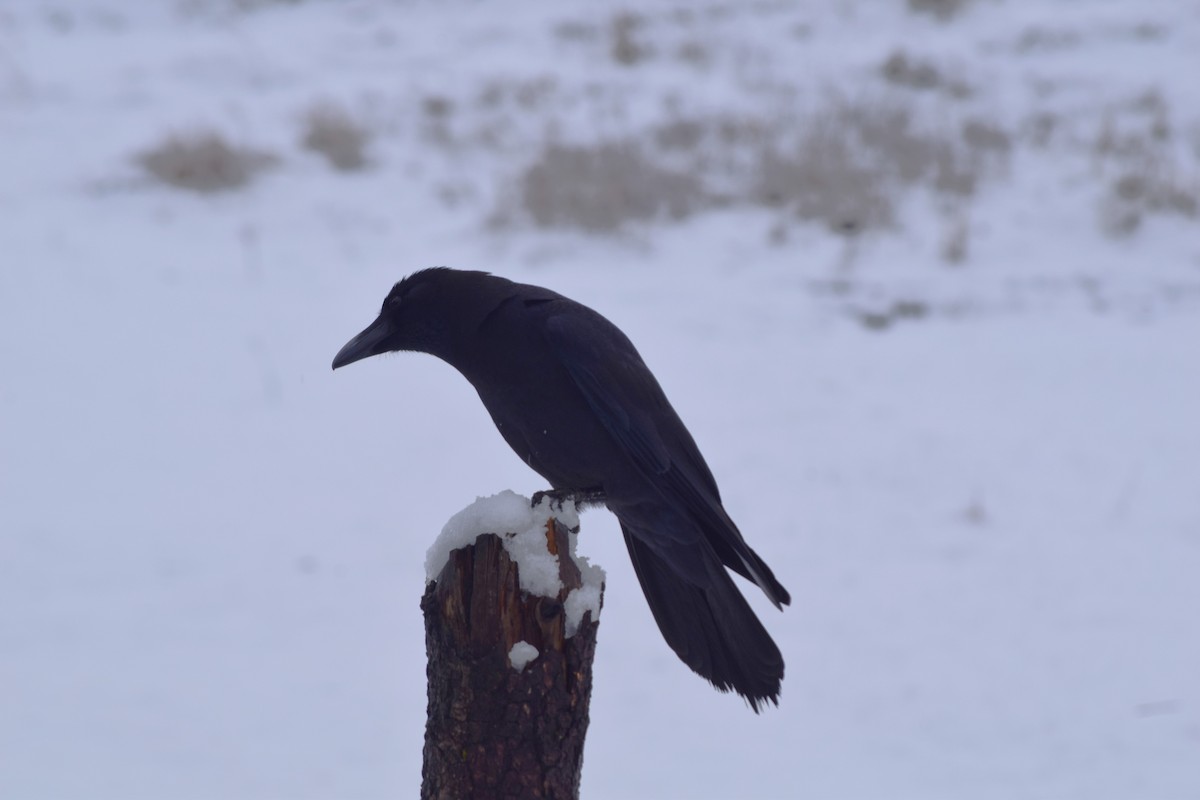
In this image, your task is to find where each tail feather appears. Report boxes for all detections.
[707,515,792,609]
[621,523,784,711]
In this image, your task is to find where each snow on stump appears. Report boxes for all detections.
[420,491,605,800]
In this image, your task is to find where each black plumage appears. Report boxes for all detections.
[333,268,789,709]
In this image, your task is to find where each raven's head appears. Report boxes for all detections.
[332,267,500,369]
[333,268,446,369]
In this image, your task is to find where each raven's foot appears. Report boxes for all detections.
[531,487,607,512]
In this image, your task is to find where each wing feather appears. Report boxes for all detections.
[544,310,789,607]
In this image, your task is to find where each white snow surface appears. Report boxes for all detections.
[426,490,593,605]
[508,641,540,673]
[426,490,562,590]
[2,1,1200,799]
[564,558,607,639]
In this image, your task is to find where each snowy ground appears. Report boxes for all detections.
[2,1,1199,798]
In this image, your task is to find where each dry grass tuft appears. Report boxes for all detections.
[941,214,970,264]
[756,136,896,235]
[611,12,651,66]
[301,102,371,171]
[233,0,304,9]
[881,51,970,97]
[907,0,973,21]
[423,95,454,118]
[856,299,931,331]
[676,40,711,67]
[962,117,1012,154]
[138,129,276,192]
[1015,27,1080,54]
[553,20,599,42]
[1092,94,1199,236]
[654,118,707,152]
[754,98,996,234]
[1100,167,1199,236]
[517,142,706,232]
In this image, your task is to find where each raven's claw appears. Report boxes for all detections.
[531,487,607,512]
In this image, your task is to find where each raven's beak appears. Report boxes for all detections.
[332,315,392,370]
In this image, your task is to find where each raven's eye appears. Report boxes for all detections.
[382,291,403,312]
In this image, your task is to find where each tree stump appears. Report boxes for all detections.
[420,517,602,800]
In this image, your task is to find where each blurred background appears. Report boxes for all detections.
[1,1,1198,797]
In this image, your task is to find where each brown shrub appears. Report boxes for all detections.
[907,0,973,21]
[518,142,706,232]
[753,98,994,234]
[138,129,276,192]
[611,12,651,66]
[301,102,371,171]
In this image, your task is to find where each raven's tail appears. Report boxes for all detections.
[621,522,784,711]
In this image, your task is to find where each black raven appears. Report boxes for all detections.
[333,268,789,709]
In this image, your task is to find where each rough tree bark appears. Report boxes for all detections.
[421,516,602,800]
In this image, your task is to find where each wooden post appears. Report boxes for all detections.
[420,516,602,800]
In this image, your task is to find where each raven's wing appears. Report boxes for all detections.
[544,307,790,608]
